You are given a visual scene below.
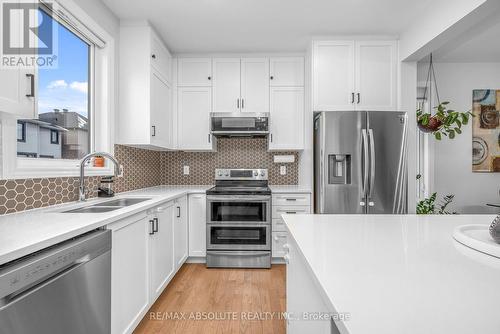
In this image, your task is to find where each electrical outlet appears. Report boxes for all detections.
[280,165,287,175]
[183,166,190,175]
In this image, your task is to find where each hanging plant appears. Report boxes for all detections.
[416,54,473,140]
[417,102,473,140]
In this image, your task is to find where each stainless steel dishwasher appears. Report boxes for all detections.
[0,229,111,334]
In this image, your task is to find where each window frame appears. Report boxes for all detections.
[1,0,116,179]
[17,121,26,143]
[50,129,59,144]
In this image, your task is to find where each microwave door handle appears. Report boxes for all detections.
[368,129,376,203]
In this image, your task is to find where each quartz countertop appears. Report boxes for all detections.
[0,186,209,265]
[283,214,500,334]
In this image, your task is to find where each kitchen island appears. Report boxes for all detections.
[282,214,500,334]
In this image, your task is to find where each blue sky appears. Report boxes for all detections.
[38,10,89,117]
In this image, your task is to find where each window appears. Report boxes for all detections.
[17,122,26,142]
[50,130,59,144]
[16,8,92,160]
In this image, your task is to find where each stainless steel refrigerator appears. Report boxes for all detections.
[314,111,408,214]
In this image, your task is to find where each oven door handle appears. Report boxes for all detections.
[208,251,270,256]
[207,195,271,202]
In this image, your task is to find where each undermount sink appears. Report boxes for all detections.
[96,198,151,207]
[63,206,122,213]
[61,197,152,213]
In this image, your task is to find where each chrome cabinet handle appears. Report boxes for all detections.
[357,93,360,104]
[270,134,273,142]
[149,219,155,235]
[361,129,369,200]
[153,217,159,233]
[208,76,211,80]
[151,125,156,137]
[241,99,244,109]
[237,98,240,109]
[208,134,211,143]
[26,74,35,97]
[285,198,297,201]
[368,128,376,201]
[177,206,181,218]
[151,54,156,59]
[351,92,355,104]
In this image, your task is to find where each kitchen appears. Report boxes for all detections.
[1,0,500,333]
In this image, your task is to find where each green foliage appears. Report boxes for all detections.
[416,101,473,140]
[416,192,457,215]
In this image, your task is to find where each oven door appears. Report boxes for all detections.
[207,195,271,224]
[207,223,271,251]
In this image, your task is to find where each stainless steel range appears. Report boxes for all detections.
[206,169,271,268]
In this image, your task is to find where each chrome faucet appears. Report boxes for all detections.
[79,152,121,201]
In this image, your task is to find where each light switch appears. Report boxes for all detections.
[280,166,287,175]
[183,166,190,175]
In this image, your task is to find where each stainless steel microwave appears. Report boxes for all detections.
[210,112,269,137]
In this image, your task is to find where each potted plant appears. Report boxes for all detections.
[417,102,473,140]
[416,192,457,214]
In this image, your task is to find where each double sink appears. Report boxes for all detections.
[62,198,152,213]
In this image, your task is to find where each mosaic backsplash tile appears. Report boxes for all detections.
[0,139,299,214]
[162,138,299,185]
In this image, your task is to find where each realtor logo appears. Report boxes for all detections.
[1,0,57,68]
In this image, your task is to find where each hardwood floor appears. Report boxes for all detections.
[134,264,286,334]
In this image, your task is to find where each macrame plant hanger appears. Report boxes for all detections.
[421,53,441,109]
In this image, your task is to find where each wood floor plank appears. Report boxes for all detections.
[133,264,286,334]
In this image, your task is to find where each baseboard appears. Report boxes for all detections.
[186,256,206,263]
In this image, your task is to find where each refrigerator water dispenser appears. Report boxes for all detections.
[328,154,351,184]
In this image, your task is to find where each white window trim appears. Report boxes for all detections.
[0,0,116,179]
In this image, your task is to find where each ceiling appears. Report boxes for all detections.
[101,0,435,53]
[431,10,500,62]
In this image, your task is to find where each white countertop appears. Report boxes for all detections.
[283,214,500,334]
[0,186,209,266]
[269,185,312,193]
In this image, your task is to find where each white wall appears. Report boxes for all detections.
[417,62,500,213]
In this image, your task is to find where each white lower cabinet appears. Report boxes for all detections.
[110,198,190,334]
[188,194,206,257]
[287,237,340,334]
[149,202,175,301]
[110,213,150,334]
[271,193,311,261]
[174,196,189,268]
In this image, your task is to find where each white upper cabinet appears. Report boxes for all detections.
[313,40,397,111]
[313,41,355,111]
[177,58,212,86]
[269,87,304,151]
[270,57,304,87]
[240,58,269,113]
[177,86,214,151]
[355,41,397,111]
[212,58,241,113]
[118,23,174,150]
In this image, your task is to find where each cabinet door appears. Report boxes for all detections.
[269,57,304,87]
[240,58,269,113]
[177,87,213,150]
[111,216,149,334]
[174,196,188,269]
[178,58,212,86]
[188,194,206,257]
[150,35,172,83]
[212,58,241,113]
[150,203,175,301]
[269,87,304,150]
[313,41,355,111]
[355,41,397,111]
[150,70,173,148]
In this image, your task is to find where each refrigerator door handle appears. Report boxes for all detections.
[368,128,376,204]
[361,129,369,202]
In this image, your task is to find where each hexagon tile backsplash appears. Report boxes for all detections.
[0,139,299,215]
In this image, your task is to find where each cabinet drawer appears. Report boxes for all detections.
[272,205,310,219]
[272,193,311,206]
[272,218,287,232]
[272,232,288,258]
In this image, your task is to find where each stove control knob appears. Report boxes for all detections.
[253,171,258,176]
[224,171,229,176]
[260,171,265,176]
[218,170,223,176]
